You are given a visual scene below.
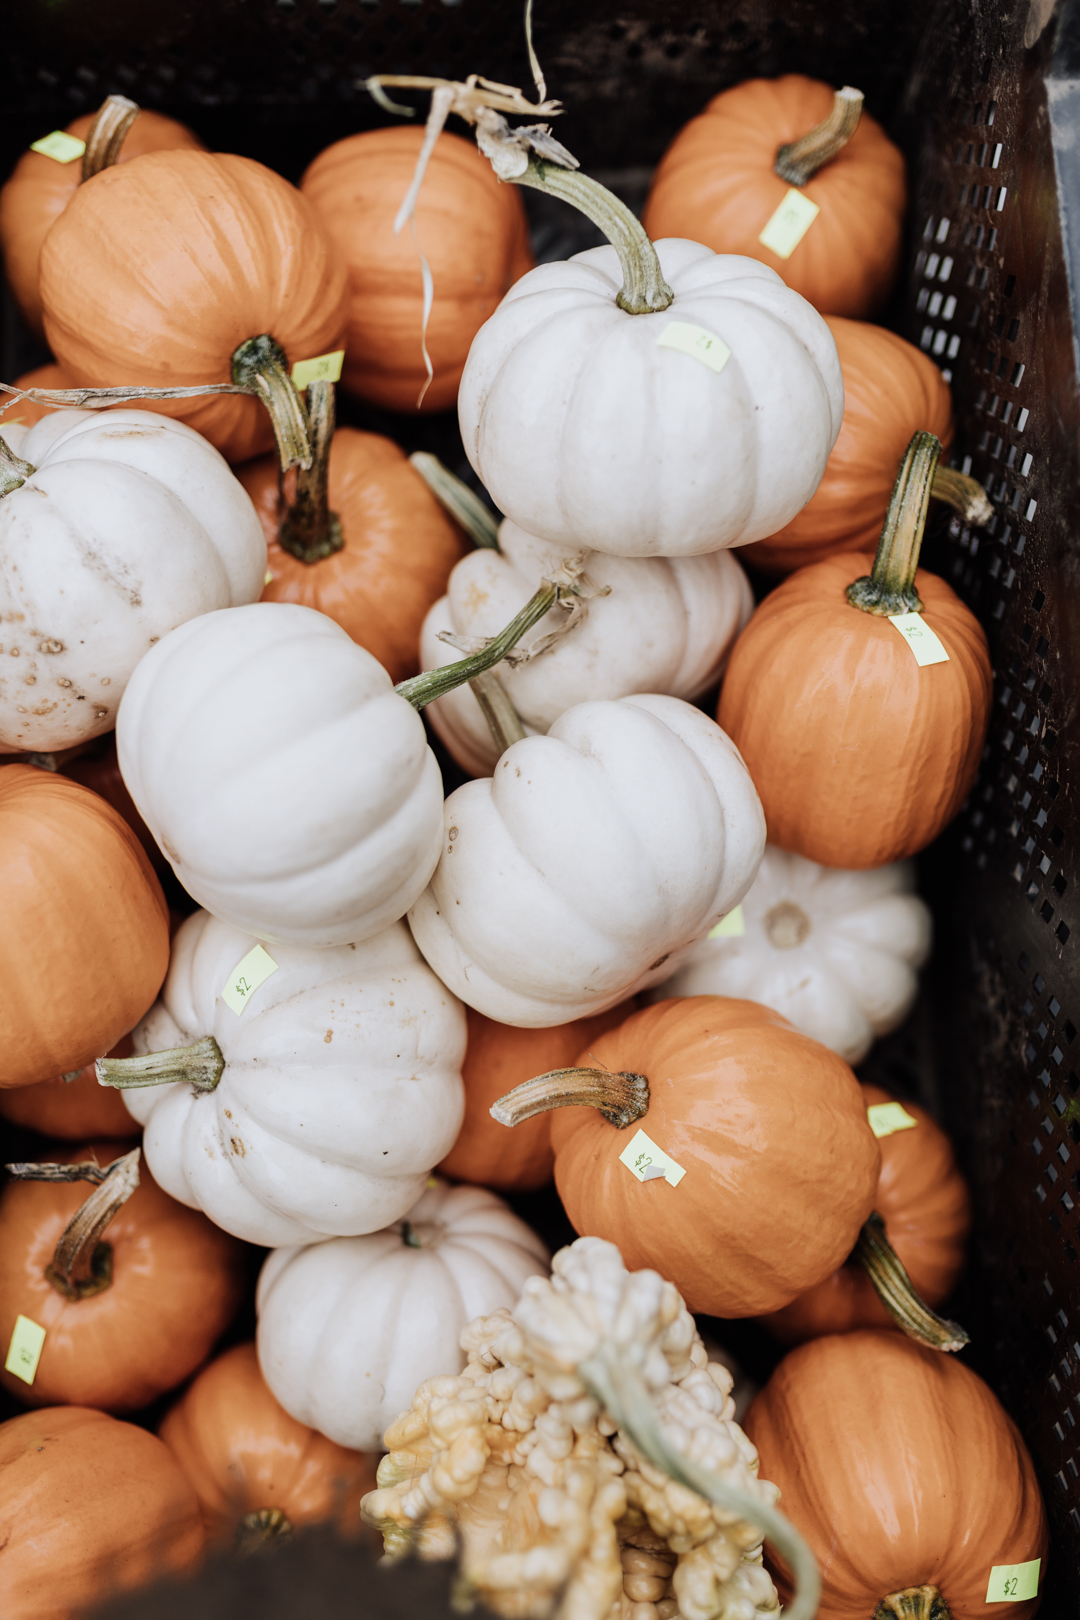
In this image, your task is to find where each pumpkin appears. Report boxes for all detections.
[0,1142,246,1412]
[0,1035,140,1140]
[257,1178,549,1452]
[658,847,932,1064]
[743,1329,1049,1619]
[106,908,466,1247]
[0,408,267,752]
[420,520,753,776]
[0,1405,204,1620]
[1,766,169,1086]
[160,1342,377,1547]
[642,77,907,319]
[301,125,533,413]
[717,433,993,868]
[56,733,169,875]
[39,149,348,464]
[744,319,954,575]
[408,694,766,1026]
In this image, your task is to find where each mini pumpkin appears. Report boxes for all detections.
[0,1036,140,1140]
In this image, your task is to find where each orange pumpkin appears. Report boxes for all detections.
[0,1142,246,1412]
[744,320,954,575]
[0,1035,141,1140]
[0,1405,204,1620]
[39,150,348,463]
[759,1084,971,1344]
[160,1342,377,1546]
[300,126,534,412]
[744,1330,1049,1618]
[642,76,906,319]
[0,766,169,1086]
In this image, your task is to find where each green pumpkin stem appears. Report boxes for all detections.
[277,380,344,564]
[467,668,528,756]
[395,578,575,709]
[846,432,942,617]
[491,1066,650,1131]
[96,1036,225,1095]
[231,334,313,475]
[5,1148,140,1302]
[854,1213,970,1353]
[81,95,140,181]
[775,87,864,186]
[874,1586,953,1620]
[409,452,501,551]
[0,432,34,497]
[236,1508,293,1553]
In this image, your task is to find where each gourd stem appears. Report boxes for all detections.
[231,335,313,474]
[854,1213,970,1353]
[96,1036,224,1094]
[513,159,673,315]
[409,452,501,550]
[492,1066,650,1130]
[236,1508,293,1553]
[0,432,34,497]
[874,1585,953,1620]
[278,380,344,563]
[6,1148,140,1302]
[846,432,942,617]
[395,580,562,709]
[580,1346,821,1620]
[775,87,864,185]
[930,465,995,525]
[469,668,528,755]
[81,95,139,181]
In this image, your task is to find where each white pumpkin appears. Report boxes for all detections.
[256,1178,549,1451]
[0,409,266,751]
[407,693,766,1027]
[420,519,754,776]
[658,846,933,1064]
[116,601,445,947]
[458,240,843,559]
[114,909,466,1246]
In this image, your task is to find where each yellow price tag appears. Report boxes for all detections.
[708,904,746,940]
[263,570,273,586]
[619,1128,687,1188]
[290,350,345,388]
[221,944,279,1016]
[758,189,820,259]
[656,321,731,374]
[985,1560,1041,1602]
[888,612,950,666]
[30,131,87,164]
[867,1101,919,1139]
[5,1315,46,1385]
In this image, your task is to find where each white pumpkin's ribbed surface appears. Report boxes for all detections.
[420,519,754,776]
[0,409,266,751]
[256,1180,549,1451]
[458,240,843,558]
[116,601,444,946]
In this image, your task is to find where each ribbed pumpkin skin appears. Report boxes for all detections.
[548,997,880,1316]
[0,1406,204,1620]
[0,110,205,340]
[744,1331,1049,1618]
[717,555,992,867]
[239,427,467,684]
[0,1035,141,1140]
[0,767,170,1086]
[301,127,534,412]
[160,1343,377,1543]
[745,320,954,574]
[642,76,907,318]
[759,1083,971,1342]
[39,151,348,463]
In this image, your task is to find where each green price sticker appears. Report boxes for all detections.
[618,1127,687,1188]
[221,943,279,1016]
[758,189,820,259]
[888,612,950,667]
[291,350,345,388]
[867,1101,919,1139]
[30,131,86,164]
[708,904,746,940]
[985,1559,1041,1602]
[656,321,732,375]
[5,1315,46,1386]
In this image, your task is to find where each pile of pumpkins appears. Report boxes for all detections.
[0,69,1048,1620]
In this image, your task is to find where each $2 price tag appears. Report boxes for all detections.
[985,1559,1041,1602]
[888,612,950,666]
[708,904,745,940]
[30,131,86,164]
[291,350,345,388]
[758,189,820,259]
[5,1315,46,1386]
[221,944,279,1016]
[867,1101,919,1139]
[656,321,731,375]
[619,1128,687,1188]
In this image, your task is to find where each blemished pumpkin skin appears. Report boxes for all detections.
[0,109,205,340]
[39,150,348,463]
[546,997,881,1317]
[743,1330,1049,1618]
[300,127,534,413]
[0,1405,204,1620]
[0,767,170,1087]
[0,1035,140,1140]
[744,319,955,575]
[717,553,992,868]
[0,1141,247,1413]
[758,1083,971,1344]
[238,427,467,684]
[642,76,907,319]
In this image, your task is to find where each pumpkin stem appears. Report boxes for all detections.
[276,380,344,564]
[236,1508,293,1554]
[396,578,562,709]
[846,432,942,617]
[775,87,864,186]
[96,1036,225,1095]
[513,159,674,315]
[409,452,501,551]
[468,667,528,754]
[81,95,139,182]
[0,432,34,497]
[6,1148,140,1302]
[854,1213,970,1353]
[930,464,995,526]
[492,1066,650,1130]
[230,334,313,475]
[874,1586,953,1620]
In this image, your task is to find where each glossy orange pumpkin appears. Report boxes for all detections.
[300,127,534,412]
[0,767,170,1086]
[642,76,907,318]
[759,1084,971,1344]
[0,1035,140,1140]
[744,1330,1049,1618]
[0,1405,204,1620]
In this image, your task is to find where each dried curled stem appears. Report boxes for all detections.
[775,87,864,185]
[854,1214,970,1353]
[6,1148,141,1302]
[81,94,139,181]
[931,465,995,525]
[493,1066,650,1130]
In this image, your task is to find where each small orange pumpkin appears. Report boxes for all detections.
[643,76,906,318]
[0,1036,141,1141]
[300,126,534,412]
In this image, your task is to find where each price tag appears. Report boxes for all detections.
[5,1315,46,1386]
[867,1101,919,1139]
[986,1560,1041,1602]
[263,570,273,586]
[619,1128,687,1188]
[656,321,731,374]
[30,131,86,164]
[758,189,820,259]
[708,904,746,940]
[290,350,345,388]
[221,944,279,1016]
[888,612,950,666]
